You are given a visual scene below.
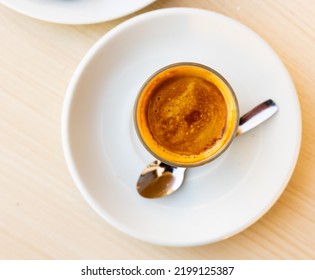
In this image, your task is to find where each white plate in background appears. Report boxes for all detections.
[0,0,156,24]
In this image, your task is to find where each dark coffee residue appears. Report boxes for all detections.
[184,110,202,125]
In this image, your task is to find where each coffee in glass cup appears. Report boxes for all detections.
[134,62,239,167]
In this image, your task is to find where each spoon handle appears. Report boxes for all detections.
[236,99,278,136]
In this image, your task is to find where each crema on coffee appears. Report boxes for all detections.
[135,63,238,166]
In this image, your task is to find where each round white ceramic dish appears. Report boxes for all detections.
[0,0,155,24]
[62,8,301,246]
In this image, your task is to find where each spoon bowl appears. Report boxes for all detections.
[137,161,186,198]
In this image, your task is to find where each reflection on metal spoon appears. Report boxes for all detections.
[137,161,185,198]
[137,99,278,199]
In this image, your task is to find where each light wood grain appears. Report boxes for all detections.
[1,0,315,259]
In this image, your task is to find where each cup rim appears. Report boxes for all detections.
[134,62,240,167]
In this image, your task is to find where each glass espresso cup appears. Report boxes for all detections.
[134,62,239,167]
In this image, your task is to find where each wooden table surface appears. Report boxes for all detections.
[1,0,315,259]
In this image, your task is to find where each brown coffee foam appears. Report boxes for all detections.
[136,64,237,165]
[147,75,227,155]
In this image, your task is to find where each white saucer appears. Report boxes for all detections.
[1,0,155,25]
[62,8,301,246]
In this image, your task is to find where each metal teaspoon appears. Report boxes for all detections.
[137,99,278,199]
